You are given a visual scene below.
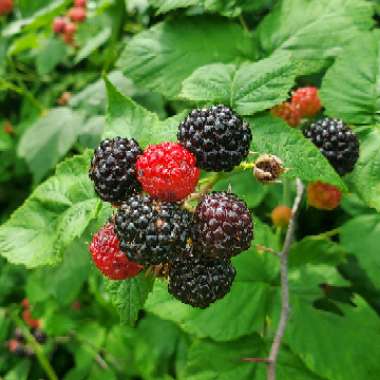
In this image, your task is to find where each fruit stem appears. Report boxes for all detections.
[12,313,59,380]
[267,178,304,380]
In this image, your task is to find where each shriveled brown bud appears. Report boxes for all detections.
[253,154,285,183]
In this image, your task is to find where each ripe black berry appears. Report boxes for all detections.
[89,137,142,203]
[168,252,235,308]
[303,118,359,175]
[178,105,252,172]
[192,192,253,259]
[115,194,192,265]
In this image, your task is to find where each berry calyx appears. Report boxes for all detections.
[89,222,142,280]
[0,0,13,15]
[52,17,66,34]
[303,118,359,175]
[271,205,292,228]
[168,251,235,308]
[136,142,200,202]
[115,194,192,265]
[68,6,86,23]
[178,105,252,172]
[89,137,142,203]
[192,192,253,259]
[307,181,342,210]
[291,86,322,117]
[271,102,301,127]
[254,154,285,183]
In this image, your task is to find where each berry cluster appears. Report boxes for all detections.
[303,117,359,176]
[52,0,87,46]
[89,105,254,308]
[0,0,12,16]
[7,299,47,357]
[272,86,322,127]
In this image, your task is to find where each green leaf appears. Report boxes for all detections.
[18,108,85,182]
[273,264,380,380]
[289,236,346,268]
[117,16,255,98]
[0,152,100,268]
[104,78,185,146]
[214,171,268,209]
[320,31,380,125]
[180,52,298,115]
[185,334,264,380]
[286,294,380,380]
[346,128,380,211]
[249,115,346,189]
[151,0,198,14]
[106,273,155,326]
[4,361,31,380]
[26,239,91,305]
[36,37,67,75]
[254,0,374,60]
[340,214,380,289]
[145,220,279,341]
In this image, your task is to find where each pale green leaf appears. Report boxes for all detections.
[18,108,85,181]
[341,214,380,289]
[106,274,155,326]
[104,78,185,146]
[0,152,100,268]
[254,0,374,60]
[346,128,380,211]
[180,52,298,115]
[249,115,346,189]
[321,31,380,125]
[117,17,255,98]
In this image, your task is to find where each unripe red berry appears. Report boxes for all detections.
[307,181,341,210]
[271,205,292,228]
[68,6,86,22]
[52,17,66,33]
[271,102,301,127]
[136,142,200,202]
[21,298,30,309]
[74,0,87,7]
[0,0,13,16]
[89,223,143,280]
[64,21,77,35]
[291,86,322,118]
[22,310,40,329]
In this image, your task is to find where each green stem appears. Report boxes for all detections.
[316,228,340,239]
[12,315,58,380]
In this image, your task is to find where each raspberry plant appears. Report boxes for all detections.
[1,1,380,380]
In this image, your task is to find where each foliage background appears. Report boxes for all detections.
[1,0,380,379]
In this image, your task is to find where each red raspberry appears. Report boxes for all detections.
[74,0,87,7]
[68,6,86,22]
[0,0,13,15]
[64,21,77,34]
[291,86,322,118]
[271,102,301,127]
[307,181,341,210]
[52,17,66,33]
[136,142,200,202]
[271,205,292,228]
[89,223,143,280]
[22,310,40,329]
